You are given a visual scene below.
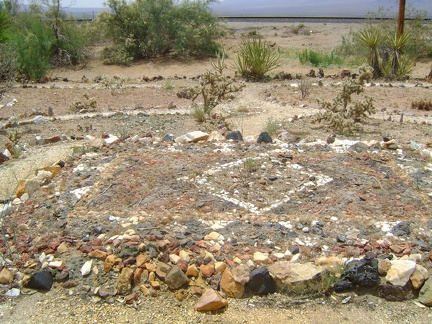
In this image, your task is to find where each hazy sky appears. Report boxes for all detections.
[21,0,431,17]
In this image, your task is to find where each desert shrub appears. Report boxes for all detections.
[290,23,305,35]
[8,2,91,80]
[243,158,258,173]
[412,99,432,111]
[101,47,133,66]
[99,0,221,62]
[189,52,244,118]
[70,93,97,113]
[0,2,11,43]
[0,44,17,96]
[299,78,312,99]
[313,80,376,135]
[12,12,52,80]
[235,38,280,81]
[298,49,343,67]
[264,117,283,136]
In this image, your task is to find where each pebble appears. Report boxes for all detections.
[80,260,93,276]
[0,267,14,284]
[195,289,228,311]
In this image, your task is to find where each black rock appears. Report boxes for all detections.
[145,244,159,259]
[246,267,276,295]
[338,258,379,289]
[225,131,243,141]
[377,284,407,301]
[257,132,272,144]
[163,134,175,142]
[290,246,300,254]
[118,244,140,258]
[333,279,354,293]
[392,221,411,236]
[336,234,346,243]
[27,271,53,291]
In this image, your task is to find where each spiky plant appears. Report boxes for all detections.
[355,26,384,77]
[235,38,280,81]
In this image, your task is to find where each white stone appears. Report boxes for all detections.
[169,254,181,264]
[105,135,120,144]
[386,259,417,286]
[3,149,11,158]
[5,288,20,297]
[33,115,48,124]
[175,131,209,144]
[48,260,63,268]
[81,260,93,276]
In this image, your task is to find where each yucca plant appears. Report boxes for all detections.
[235,38,280,81]
[355,26,384,77]
[387,31,411,77]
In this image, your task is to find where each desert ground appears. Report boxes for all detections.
[0,19,432,323]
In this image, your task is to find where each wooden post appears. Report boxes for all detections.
[397,0,406,38]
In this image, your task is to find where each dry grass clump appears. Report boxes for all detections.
[412,99,432,111]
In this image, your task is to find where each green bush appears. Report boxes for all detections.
[12,12,52,80]
[313,80,376,135]
[0,2,11,43]
[99,0,222,62]
[298,49,343,67]
[8,3,91,80]
[235,38,280,81]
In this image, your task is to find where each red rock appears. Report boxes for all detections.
[44,135,61,144]
[176,259,188,272]
[225,257,235,267]
[196,289,228,311]
[79,245,92,254]
[90,238,103,246]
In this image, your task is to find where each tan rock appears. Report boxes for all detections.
[56,242,69,254]
[136,254,147,267]
[215,261,227,274]
[200,262,215,278]
[220,268,244,298]
[104,254,116,272]
[150,280,160,290]
[196,289,228,311]
[179,250,190,262]
[145,263,156,272]
[378,258,392,275]
[39,165,61,177]
[116,267,134,295]
[0,268,13,284]
[140,285,150,296]
[186,264,200,277]
[88,249,107,260]
[315,256,344,275]
[253,251,272,264]
[410,264,429,290]
[15,179,40,198]
[204,231,223,241]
